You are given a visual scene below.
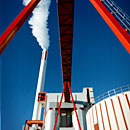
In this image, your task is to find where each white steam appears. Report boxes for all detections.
[23,0,51,49]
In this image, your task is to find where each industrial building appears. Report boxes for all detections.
[0,0,130,130]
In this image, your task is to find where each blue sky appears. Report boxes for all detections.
[0,0,130,129]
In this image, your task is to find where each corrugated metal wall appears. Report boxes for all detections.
[86,91,130,130]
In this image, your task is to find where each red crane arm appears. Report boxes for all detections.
[57,0,74,102]
[0,0,40,54]
[90,0,130,54]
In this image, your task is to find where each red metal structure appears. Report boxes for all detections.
[90,0,130,54]
[24,120,43,130]
[0,0,40,54]
[57,0,74,102]
[1,0,130,128]
[53,82,81,130]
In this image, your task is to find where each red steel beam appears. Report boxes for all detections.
[0,0,40,54]
[53,82,67,130]
[90,0,130,54]
[57,0,74,102]
[67,82,81,130]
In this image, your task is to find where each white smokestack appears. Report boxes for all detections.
[22,0,51,124]
[32,49,48,120]
[23,0,51,49]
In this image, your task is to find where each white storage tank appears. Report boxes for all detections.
[86,85,130,130]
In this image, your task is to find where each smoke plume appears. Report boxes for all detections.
[23,0,51,50]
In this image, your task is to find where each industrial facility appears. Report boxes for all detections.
[0,0,130,130]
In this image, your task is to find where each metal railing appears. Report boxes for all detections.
[95,84,130,103]
[101,0,130,35]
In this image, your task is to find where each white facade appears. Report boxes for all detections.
[43,88,94,130]
[45,109,56,130]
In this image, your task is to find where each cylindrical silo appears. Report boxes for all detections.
[86,90,130,130]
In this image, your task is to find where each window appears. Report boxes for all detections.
[60,109,73,127]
